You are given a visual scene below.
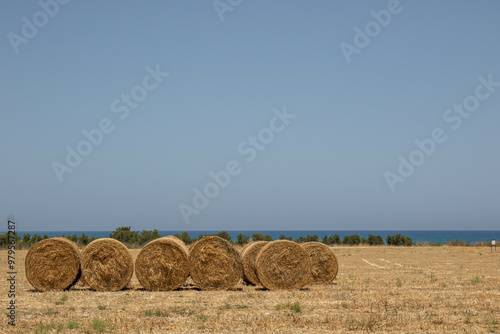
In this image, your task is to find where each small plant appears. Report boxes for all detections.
[471,276,482,284]
[92,318,108,332]
[224,303,231,309]
[55,294,68,305]
[236,304,248,309]
[289,301,302,312]
[34,324,56,334]
[155,310,168,317]
[396,278,402,287]
[441,282,447,288]
[69,307,76,311]
[145,309,169,317]
[198,314,207,322]
[429,274,437,283]
[67,321,79,329]
[275,301,301,313]
[97,305,106,310]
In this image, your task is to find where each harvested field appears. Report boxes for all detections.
[2,246,500,333]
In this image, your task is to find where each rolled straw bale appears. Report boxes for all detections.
[301,242,338,284]
[241,241,269,285]
[255,240,311,290]
[189,236,242,290]
[135,237,190,291]
[81,238,133,291]
[240,241,253,254]
[25,238,81,291]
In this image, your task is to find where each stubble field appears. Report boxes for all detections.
[1,246,499,333]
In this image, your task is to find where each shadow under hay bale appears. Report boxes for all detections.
[301,242,338,285]
[81,238,133,291]
[241,241,269,285]
[255,240,311,290]
[189,236,242,290]
[135,236,190,291]
[25,238,81,291]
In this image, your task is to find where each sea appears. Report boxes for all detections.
[14,230,500,244]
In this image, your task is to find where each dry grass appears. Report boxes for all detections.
[2,246,500,333]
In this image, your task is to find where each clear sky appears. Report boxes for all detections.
[1,0,499,231]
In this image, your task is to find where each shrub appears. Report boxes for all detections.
[321,234,341,245]
[343,234,361,246]
[216,231,232,242]
[252,233,272,241]
[367,234,384,245]
[173,231,193,244]
[386,234,413,246]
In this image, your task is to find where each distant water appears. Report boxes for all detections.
[15,230,500,244]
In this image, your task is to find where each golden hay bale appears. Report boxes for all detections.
[81,238,133,291]
[255,240,311,290]
[189,236,242,290]
[25,238,81,291]
[301,242,338,285]
[241,241,269,285]
[166,235,183,244]
[240,241,253,254]
[135,237,190,291]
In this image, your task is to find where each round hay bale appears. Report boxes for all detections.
[240,241,253,254]
[189,236,242,290]
[255,240,311,290]
[301,242,338,285]
[81,238,133,291]
[166,235,183,244]
[25,238,81,291]
[241,241,269,285]
[135,237,190,291]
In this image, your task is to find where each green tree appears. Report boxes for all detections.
[31,234,42,244]
[217,231,232,242]
[173,231,193,244]
[252,233,272,242]
[23,233,31,245]
[368,234,384,245]
[343,234,361,246]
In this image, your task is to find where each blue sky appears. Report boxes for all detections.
[1,0,499,231]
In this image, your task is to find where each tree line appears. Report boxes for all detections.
[0,227,415,248]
